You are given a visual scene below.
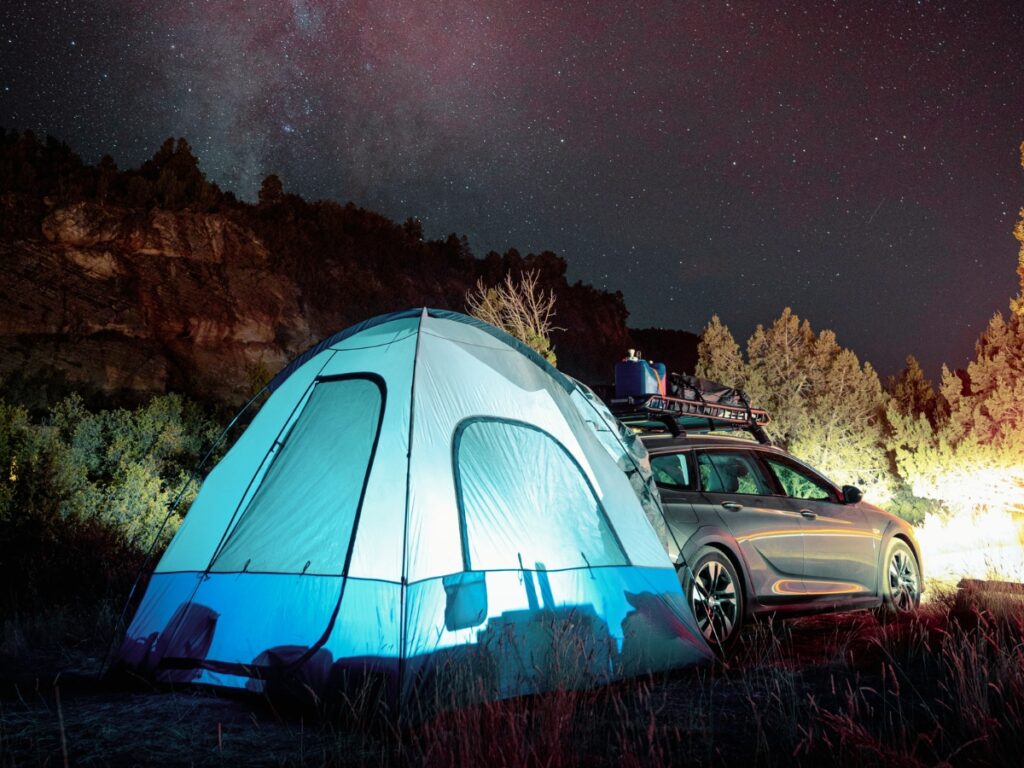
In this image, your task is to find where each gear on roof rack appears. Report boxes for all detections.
[606,354,772,444]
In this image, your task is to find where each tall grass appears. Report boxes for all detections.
[381,593,1018,767]
[2,587,1023,766]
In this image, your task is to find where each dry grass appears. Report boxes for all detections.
[2,589,1023,767]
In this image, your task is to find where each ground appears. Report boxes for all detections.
[2,591,1022,767]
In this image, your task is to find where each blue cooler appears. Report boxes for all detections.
[615,359,662,398]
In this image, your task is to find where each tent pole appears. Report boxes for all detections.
[397,308,427,722]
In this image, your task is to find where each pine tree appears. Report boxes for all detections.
[887,355,938,424]
[743,307,817,448]
[141,137,221,210]
[258,174,284,206]
[950,312,1024,455]
[1011,141,1024,319]
[402,217,424,241]
[695,315,746,387]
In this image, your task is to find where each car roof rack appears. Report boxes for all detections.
[607,372,772,444]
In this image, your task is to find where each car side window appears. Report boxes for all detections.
[763,456,837,502]
[697,450,774,496]
[696,452,720,492]
[650,452,697,491]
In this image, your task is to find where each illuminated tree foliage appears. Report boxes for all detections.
[697,308,893,503]
[887,355,939,425]
[1010,140,1024,320]
[0,394,219,612]
[884,359,949,522]
[888,329,1024,512]
[887,145,1024,512]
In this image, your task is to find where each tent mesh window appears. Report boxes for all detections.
[211,375,384,575]
[454,418,628,572]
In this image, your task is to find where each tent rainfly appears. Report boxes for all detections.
[115,309,712,711]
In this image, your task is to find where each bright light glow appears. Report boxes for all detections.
[915,466,1024,588]
[915,466,1024,515]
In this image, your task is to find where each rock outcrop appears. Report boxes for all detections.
[1,200,643,405]
[2,202,311,403]
[0,132,648,406]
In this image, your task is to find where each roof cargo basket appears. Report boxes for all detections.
[607,372,772,444]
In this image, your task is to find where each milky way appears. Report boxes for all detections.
[2,1,1022,377]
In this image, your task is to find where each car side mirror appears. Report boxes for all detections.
[842,485,863,504]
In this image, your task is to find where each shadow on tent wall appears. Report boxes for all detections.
[111,566,705,718]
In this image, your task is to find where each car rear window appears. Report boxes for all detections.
[650,452,697,491]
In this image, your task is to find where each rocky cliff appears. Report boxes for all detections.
[1,201,313,403]
[0,132,682,406]
[1,198,643,405]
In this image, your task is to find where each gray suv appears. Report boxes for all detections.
[643,433,923,649]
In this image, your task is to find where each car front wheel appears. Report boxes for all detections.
[877,539,921,617]
[680,547,744,652]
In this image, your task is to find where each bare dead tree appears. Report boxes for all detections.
[465,270,562,366]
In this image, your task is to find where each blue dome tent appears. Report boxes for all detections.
[115,309,712,711]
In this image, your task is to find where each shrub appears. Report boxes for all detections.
[0,393,219,616]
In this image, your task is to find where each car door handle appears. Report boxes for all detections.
[721,502,743,511]
[800,509,817,519]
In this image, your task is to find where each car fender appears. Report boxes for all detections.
[675,524,757,617]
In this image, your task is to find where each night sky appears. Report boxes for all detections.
[2,1,1021,378]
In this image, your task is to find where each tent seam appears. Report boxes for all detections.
[146,562,682,581]
[396,307,425,717]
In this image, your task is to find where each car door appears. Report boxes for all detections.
[694,448,806,602]
[648,450,702,561]
[758,453,878,596]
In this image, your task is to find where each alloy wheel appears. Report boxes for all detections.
[888,548,919,612]
[690,559,738,645]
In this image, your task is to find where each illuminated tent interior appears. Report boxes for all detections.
[114,309,712,711]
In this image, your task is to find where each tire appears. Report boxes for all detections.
[875,539,922,619]
[680,546,744,653]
